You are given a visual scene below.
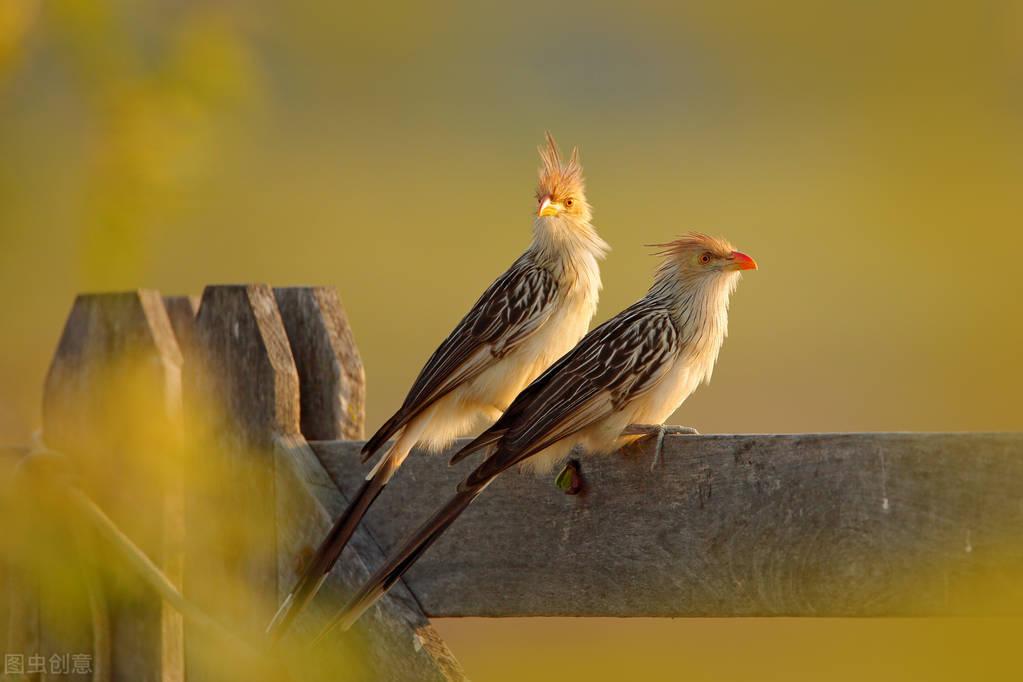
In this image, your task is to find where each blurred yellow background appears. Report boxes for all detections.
[2,1,1021,680]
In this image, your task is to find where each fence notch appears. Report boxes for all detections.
[163,295,200,358]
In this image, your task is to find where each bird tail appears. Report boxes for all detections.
[266,438,413,641]
[361,410,406,463]
[311,483,485,644]
[448,428,504,466]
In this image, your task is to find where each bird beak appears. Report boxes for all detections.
[728,251,758,271]
[537,196,562,217]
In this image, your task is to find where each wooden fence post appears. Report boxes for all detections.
[182,285,298,680]
[274,287,365,441]
[272,287,465,681]
[41,291,185,681]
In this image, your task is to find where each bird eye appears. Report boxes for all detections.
[565,198,574,207]
[700,253,712,264]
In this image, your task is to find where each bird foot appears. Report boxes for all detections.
[621,424,699,470]
[555,459,584,495]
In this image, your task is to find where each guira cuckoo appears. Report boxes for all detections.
[266,133,609,638]
[314,233,758,638]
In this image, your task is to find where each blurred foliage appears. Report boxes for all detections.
[1,1,1022,681]
[0,1,38,81]
[2,358,363,681]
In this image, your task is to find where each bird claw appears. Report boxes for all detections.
[555,459,584,495]
[621,423,699,470]
[622,423,699,437]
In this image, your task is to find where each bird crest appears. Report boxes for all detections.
[650,233,736,260]
[536,131,585,201]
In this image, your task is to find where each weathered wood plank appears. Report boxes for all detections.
[312,432,1023,617]
[183,285,299,680]
[41,291,185,681]
[274,287,365,441]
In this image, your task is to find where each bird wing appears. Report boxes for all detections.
[324,301,681,636]
[457,300,680,484]
[322,300,681,639]
[362,255,559,459]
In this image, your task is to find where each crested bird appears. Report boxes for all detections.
[313,233,758,638]
[266,133,609,639]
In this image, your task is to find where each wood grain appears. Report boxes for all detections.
[274,287,365,441]
[312,432,1023,617]
[184,285,299,655]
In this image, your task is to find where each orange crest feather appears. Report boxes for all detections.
[651,233,736,259]
[536,132,585,200]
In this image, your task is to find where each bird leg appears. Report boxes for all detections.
[555,458,585,495]
[621,424,699,469]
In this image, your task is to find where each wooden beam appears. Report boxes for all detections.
[312,432,1023,617]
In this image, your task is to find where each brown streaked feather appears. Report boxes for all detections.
[318,231,756,638]
[315,300,684,639]
[452,299,680,482]
[362,255,559,461]
[448,427,504,466]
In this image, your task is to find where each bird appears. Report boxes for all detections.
[312,232,758,639]
[266,133,610,639]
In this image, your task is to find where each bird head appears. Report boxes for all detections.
[650,234,757,380]
[534,132,591,224]
[654,233,758,280]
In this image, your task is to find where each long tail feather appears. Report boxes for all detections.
[361,411,405,463]
[266,461,391,641]
[448,429,503,466]
[311,486,482,645]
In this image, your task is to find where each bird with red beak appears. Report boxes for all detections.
[315,233,758,637]
[266,133,609,640]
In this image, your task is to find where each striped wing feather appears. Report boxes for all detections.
[362,256,559,459]
[457,300,680,487]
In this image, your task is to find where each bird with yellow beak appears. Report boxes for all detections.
[267,133,609,640]
[314,233,758,637]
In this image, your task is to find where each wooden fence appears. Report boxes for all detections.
[3,285,1023,681]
